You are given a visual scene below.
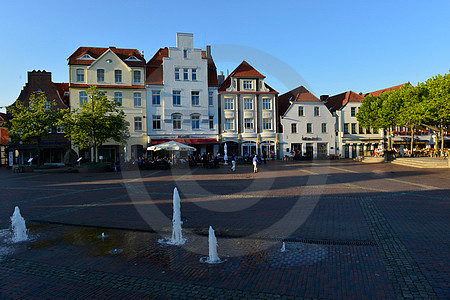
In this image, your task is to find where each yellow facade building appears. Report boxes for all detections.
[68,46,147,161]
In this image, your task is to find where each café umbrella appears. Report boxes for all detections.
[147,141,196,162]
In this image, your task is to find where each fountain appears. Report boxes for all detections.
[200,226,224,264]
[10,206,28,242]
[159,187,186,245]
[280,242,286,252]
[223,143,228,165]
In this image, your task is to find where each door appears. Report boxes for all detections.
[305,143,313,160]
[317,143,328,159]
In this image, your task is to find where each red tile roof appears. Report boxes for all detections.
[68,47,146,67]
[145,47,218,87]
[325,91,363,112]
[219,61,276,93]
[277,86,320,116]
[361,83,409,97]
[53,82,69,106]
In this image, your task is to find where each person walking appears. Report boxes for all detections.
[252,154,259,173]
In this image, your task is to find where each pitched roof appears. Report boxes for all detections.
[53,82,69,106]
[361,83,409,97]
[277,86,320,116]
[218,61,277,93]
[0,112,8,124]
[68,46,145,67]
[228,60,265,78]
[325,90,363,112]
[145,47,218,87]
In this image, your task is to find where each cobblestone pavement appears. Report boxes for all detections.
[0,160,449,299]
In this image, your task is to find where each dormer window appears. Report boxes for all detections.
[78,54,94,60]
[125,56,141,61]
[76,69,84,82]
[106,59,112,63]
[243,80,252,90]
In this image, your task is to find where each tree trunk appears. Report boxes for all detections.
[387,128,392,151]
[93,140,98,163]
[410,125,415,157]
[441,127,445,157]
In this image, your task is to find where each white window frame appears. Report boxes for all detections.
[192,68,197,81]
[224,98,234,110]
[291,123,297,134]
[79,91,88,105]
[134,117,143,131]
[243,80,252,90]
[114,70,122,83]
[152,115,161,130]
[208,91,213,106]
[191,91,200,106]
[133,70,141,84]
[133,92,142,107]
[183,69,189,80]
[263,118,272,130]
[175,68,180,80]
[244,118,254,130]
[152,90,161,105]
[56,126,64,134]
[172,114,182,130]
[114,92,122,106]
[225,118,234,130]
[262,98,272,110]
[307,123,312,133]
[191,115,200,130]
[314,106,320,116]
[298,106,304,116]
[209,116,214,129]
[76,69,84,82]
[173,91,181,106]
[321,123,327,133]
[244,98,253,110]
[97,69,104,83]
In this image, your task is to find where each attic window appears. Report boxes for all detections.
[106,59,112,63]
[78,54,94,60]
[125,56,141,61]
[64,91,69,96]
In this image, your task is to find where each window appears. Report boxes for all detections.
[351,123,357,134]
[183,69,188,80]
[291,123,297,133]
[133,70,141,83]
[263,118,272,130]
[191,91,199,106]
[344,123,349,134]
[47,127,52,134]
[152,90,160,105]
[233,80,236,88]
[351,107,356,117]
[97,69,104,82]
[307,123,312,133]
[225,118,234,130]
[209,116,214,129]
[79,91,88,105]
[133,92,142,107]
[192,69,197,81]
[314,107,320,116]
[322,123,327,133]
[115,70,122,83]
[262,98,271,110]
[224,98,234,110]
[191,115,200,130]
[56,126,64,134]
[244,98,253,110]
[134,117,143,131]
[172,114,182,130]
[208,92,213,106]
[359,125,364,134]
[173,91,181,106]
[243,80,252,89]
[175,68,180,80]
[114,92,122,106]
[366,127,371,134]
[244,118,254,130]
[76,69,84,82]
[106,59,112,63]
[152,115,161,130]
[298,106,304,116]
[183,49,188,58]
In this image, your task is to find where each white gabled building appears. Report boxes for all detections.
[278,86,336,159]
[145,33,219,154]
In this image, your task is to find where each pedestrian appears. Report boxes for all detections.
[231,155,236,172]
[252,154,259,173]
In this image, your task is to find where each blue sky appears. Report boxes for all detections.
[1,0,449,111]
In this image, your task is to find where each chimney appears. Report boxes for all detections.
[218,71,225,86]
[28,70,52,86]
[320,95,329,102]
[109,46,116,49]
[206,45,211,58]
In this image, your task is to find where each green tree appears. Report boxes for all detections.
[357,94,382,130]
[398,84,426,153]
[421,73,450,154]
[60,86,129,162]
[378,90,404,150]
[8,92,65,165]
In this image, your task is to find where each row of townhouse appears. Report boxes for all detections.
[7,32,443,165]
